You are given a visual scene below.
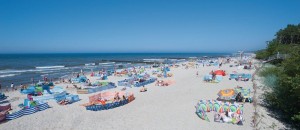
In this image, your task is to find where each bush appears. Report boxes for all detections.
[262,61,300,127]
[259,66,280,77]
[258,23,300,128]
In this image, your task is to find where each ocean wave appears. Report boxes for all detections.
[40,71,55,74]
[40,74,49,77]
[143,59,165,61]
[0,69,43,74]
[85,63,96,66]
[99,62,115,65]
[0,67,68,75]
[35,66,65,69]
[0,73,20,78]
[143,59,165,62]
[60,75,69,78]
[100,64,114,66]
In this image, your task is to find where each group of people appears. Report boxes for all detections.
[155,80,169,86]
[95,92,128,105]
[58,99,70,105]
[113,92,127,102]
[140,86,147,92]
[0,82,25,92]
[59,78,72,84]
[214,111,243,124]
[235,76,249,81]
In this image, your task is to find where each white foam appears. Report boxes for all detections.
[0,73,19,78]
[40,74,49,77]
[0,69,42,74]
[85,63,96,66]
[40,71,55,74]
[60,75,69,78]
[36,66,65,69]
[99,62,115,65]
[143,59,165,62]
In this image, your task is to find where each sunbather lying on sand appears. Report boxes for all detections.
[156,80,170,86]
[214,111,242,124]
[97,97,106,105]
[114,92,121,102]
[58,99,70,105]
[156,80,163,86]
[140,86,147,92]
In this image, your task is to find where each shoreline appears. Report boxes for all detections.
[0,53,235,87]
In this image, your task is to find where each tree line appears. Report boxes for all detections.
[256,23,300,128]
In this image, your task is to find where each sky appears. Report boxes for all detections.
[0,0,300,53]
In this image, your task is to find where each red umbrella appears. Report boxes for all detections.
[214,70,225,76]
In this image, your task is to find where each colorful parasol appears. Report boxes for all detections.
[217,89,238,100]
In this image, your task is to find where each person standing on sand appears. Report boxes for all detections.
[20,84,24,91]
[211,71,216,80]
[11,83,14,91]
[196,71,199,77]
[249,61,252,68]
[31,77,34,84]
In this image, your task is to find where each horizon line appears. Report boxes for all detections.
[0,51,256,54]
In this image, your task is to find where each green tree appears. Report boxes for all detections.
[258,23,300,128]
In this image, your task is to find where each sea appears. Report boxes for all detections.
[0,53,231,88]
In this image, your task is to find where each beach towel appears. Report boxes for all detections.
[6,102,50,120]
[0,103,11,111]
[66,95,80,103]
[84,92,134,111]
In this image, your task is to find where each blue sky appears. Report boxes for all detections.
[0,0,300,53]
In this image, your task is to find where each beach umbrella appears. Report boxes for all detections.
[214,70,225,76]
[217,89,238,101]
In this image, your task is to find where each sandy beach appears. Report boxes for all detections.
[0,58,280,130]
[1,0,299,129]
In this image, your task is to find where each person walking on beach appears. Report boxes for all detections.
[249,61,252,68]
[11,83,14,91]
[196,71,199,77]
[20,84,24,91]
[31,77,34,84]
[210,70,216,80]
[219,63,222,68]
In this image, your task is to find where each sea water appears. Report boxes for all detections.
[0,53,230,87]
